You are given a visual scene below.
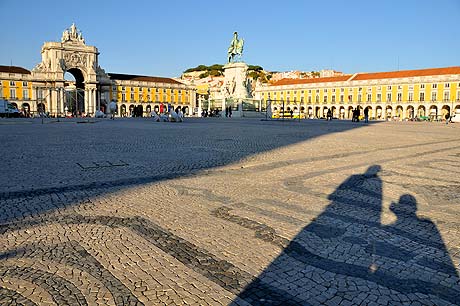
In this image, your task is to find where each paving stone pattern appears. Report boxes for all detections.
[1,117,460,305]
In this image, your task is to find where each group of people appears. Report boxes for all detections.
[201,109,220,117]
[351,107,369,123]
[151,106,184,122]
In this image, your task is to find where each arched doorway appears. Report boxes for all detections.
[417,105,426,117]
[321,106,327,118]
[339,106,345,119]
[121,104,127,117]
[396,105,403,120]
[331,106,336,118]
[64,69,85,116]
[129,104,135,116]
[37,103,46,114]
[21,103,30,117]
[308,107,313,118]
[386,106,393,119]
[441,105,450,120]
[348,106,354,119]
[429,105,438,120]
[315,106,321,118]
[137,104,144,117]
[406,105,415,120]
[376,106,382,120]
[182,106,189,116]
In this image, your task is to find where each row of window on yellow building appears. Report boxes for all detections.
[261,82,460,104]
[1,81,191,104]
[110,86,190,104]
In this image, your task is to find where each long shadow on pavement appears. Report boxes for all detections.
[232,165,460,305]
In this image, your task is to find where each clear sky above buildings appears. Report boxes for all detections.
[0,0,459,77]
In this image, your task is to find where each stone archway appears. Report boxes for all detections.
[376,106,382,119]
[386,106,393,119]
[137,104,144,117]
[441,105,450,119]
[129,104,135,116]
[339,106,345,119]
[315,106,321,118]
[331,106,337,118]
[21,103,30,117]
[308,106,313,118]
[37,103,46,114]
[396,105,403,120]
[417,105,426,117]
[31,23,110,117]
[429,105,438,120]
[347,106,354,119]
[322,106,328,118]
[64,68,85,116]
[406,105,415,120]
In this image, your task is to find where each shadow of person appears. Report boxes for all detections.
[233,165,385,305]
[233,166,460,305]
[385,194,458,278]
[372,194,460,303]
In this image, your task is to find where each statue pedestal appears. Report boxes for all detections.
[223,62,250,118]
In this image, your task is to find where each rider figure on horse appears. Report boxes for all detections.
[227,32,244,63]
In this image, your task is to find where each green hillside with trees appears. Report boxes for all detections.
[183,64,270,82]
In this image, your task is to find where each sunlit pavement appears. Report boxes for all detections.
[1,117,459,305]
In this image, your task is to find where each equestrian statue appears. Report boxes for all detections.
[227,32,244,63]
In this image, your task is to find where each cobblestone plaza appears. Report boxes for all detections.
[1,118,459,305]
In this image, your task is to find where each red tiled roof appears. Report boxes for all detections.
[270,75,352,86]
[108,73,183,85]
[351,66,460,81]
[0,65,31,74]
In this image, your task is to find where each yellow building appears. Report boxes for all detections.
[107,73,194,117]
[255,67,460,120]
[0,66,34,113]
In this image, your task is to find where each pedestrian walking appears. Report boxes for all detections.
[364,107,369,123]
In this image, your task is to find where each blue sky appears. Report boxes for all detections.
[0,0,459,77]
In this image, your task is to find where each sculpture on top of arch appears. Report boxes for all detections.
[61,23,85,44]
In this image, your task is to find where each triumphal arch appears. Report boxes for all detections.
[31,23,111,116]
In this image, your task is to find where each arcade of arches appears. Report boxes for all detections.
[269,103,460,120]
